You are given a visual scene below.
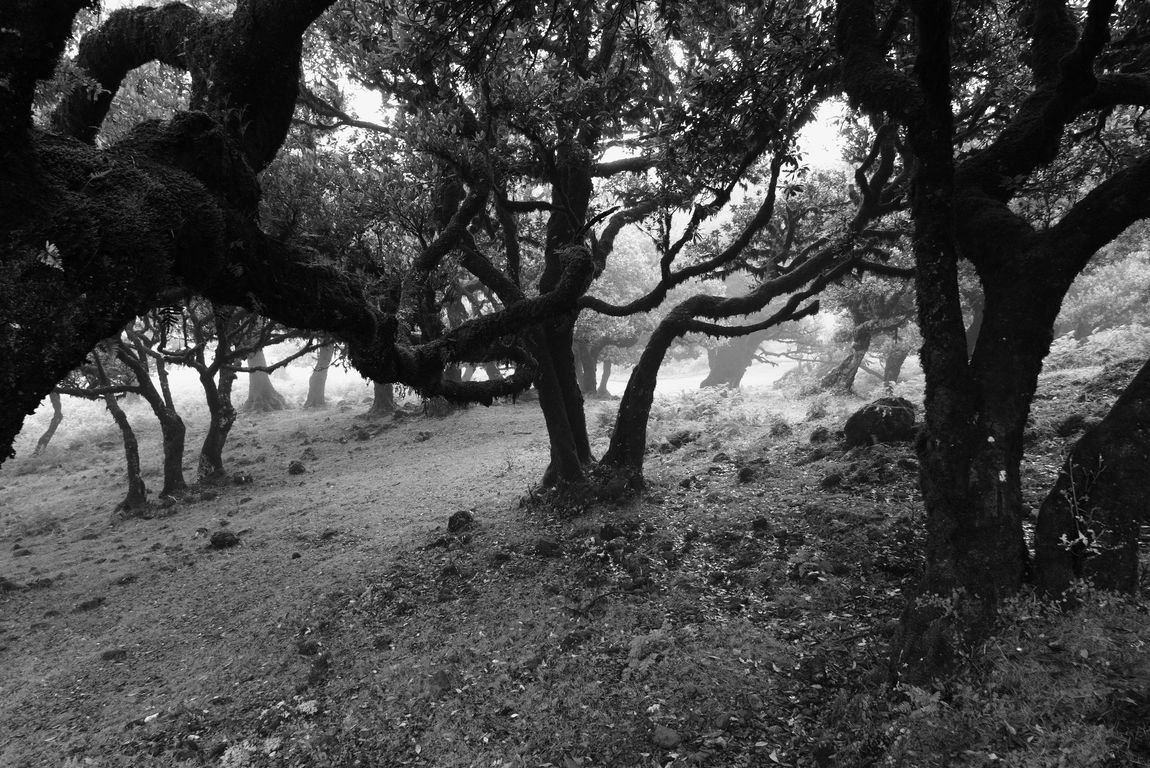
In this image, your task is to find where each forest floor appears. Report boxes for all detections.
[1,364,1148,768]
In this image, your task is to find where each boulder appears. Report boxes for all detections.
[843,397,916,447]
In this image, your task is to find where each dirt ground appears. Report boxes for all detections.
[2,362,1147,768]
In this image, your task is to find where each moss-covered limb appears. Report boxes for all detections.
[0,0,89,143]
[50,3,214,143]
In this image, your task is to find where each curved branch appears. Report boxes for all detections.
[51,3,211,142]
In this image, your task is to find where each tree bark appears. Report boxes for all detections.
[575,339,598,394]
[33,391,63,456]
[883,346,910,383]
[819,326,873,393]
[304,344,334,408]
[597,360,614,397]
[244,348,288,412]
[102,390,148,514]
[367,381,395,418]
[116,340,187,496]
[1035,356,1150,594]
[699,333,766,388]
[198,365,237,481]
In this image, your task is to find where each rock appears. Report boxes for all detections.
[1053,412,1091,438]
[666,429,698,449]
[769,419,793,438]
[651,724,682,749]
[448,509,475,533]
[736,466,757,483]
[751,517,771,536]
[843,397,916,448]
[809,426,832,443]
[287,460,306,475]
[74,596,106,612]
[535,538,562,558]
[678,476,696,489]
[209,530,240,549]
[897,457,920,472]
[100,648,128,661]
[232,471,253,485]
[712,452,730,463]
[599,523,624,541]
[13,547,31,557]
[0,576,24,593]
[428,668,454,698]
[560,629,593,651]
[296,637,322,656]
[819,472,843,489]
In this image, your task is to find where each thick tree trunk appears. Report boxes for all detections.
[244,348,288,412]
[597,360,613,397]
[1035,356,1150,594]
[33,391,64,456]
[483,362,503,382]
[531,326,589,486]
[575,340,598,394]
[883,346,910,384]
[699,333,765,388]
[601,321,679,479]
[304,344,334,408]
[103,392,148,514]
[198,367,237,482]
[367,381,394,418]
[533,139,594,486]
[819,328,873,393]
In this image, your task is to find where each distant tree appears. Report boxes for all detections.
[304,344,337,409]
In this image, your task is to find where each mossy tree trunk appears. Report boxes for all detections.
[367,381,395,417]
[244,347,288,412]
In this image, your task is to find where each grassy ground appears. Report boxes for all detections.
[1,364,1147,767]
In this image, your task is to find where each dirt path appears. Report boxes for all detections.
[0,399,569,766]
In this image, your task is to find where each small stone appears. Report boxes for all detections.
[712,452,730,463]
[599,523,624,541]
[809,426,832,443]
[751,517,771,536]
[13,547,31,557]
[447,510,475,533]
[232,471,253,485]
[100,648,128,661]
[74,596,106,612]
[301,447,318,461]
[209,530,240,549]
[291,552,302,559]
[287,460,306,475]
[535,538,562,558]
[819,472,843,489]
[737,466,757,483]
[651,724,681,749]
